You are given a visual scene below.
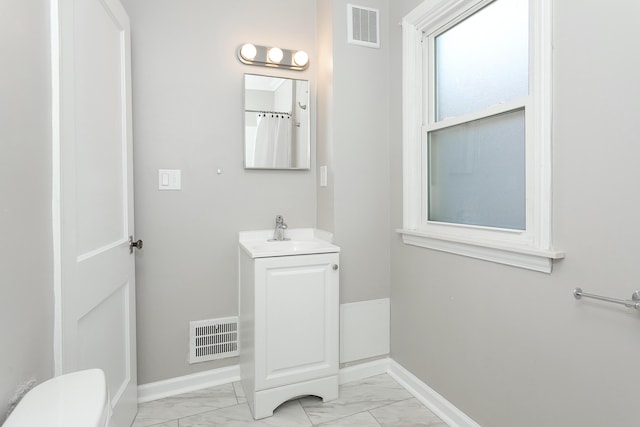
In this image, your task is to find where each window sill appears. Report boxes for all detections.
[397,229,565,273]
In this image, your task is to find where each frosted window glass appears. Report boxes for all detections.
[435,0,528,121]
[428,109,525,230]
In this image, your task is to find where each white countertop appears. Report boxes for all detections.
[239,228,340,258]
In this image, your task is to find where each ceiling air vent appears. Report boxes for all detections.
[189,317,239,363]
[347,4,380,48]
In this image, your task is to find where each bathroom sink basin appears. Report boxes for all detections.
[239,229,340,258]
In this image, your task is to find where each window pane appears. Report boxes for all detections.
[428,109,525,230]
[435,0,528,121]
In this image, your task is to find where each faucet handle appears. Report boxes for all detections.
[275,215,284,224]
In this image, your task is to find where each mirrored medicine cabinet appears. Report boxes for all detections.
[243,74,310,170]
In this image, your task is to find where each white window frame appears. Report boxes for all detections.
[399,0,564,273]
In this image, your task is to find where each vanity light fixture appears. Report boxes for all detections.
[237,43,309,71]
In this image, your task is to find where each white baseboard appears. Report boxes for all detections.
[387,359,480,427]
[137,365,240,403]
[137,360,385,404]
[137,358,480,427]
[339,357,389,384]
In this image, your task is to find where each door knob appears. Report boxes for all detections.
[332,264,339,270]
[129,236,143,253]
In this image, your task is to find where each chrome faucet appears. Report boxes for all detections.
[271,215,289,241]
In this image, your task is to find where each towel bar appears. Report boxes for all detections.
[573,288,640,310]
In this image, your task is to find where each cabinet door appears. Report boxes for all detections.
[254,253,339,391]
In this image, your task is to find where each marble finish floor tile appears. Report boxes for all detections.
[132,374,448,427]
[131,415,179,427]
[179,400,311,427]
[318,411,382,426]
[370,398,447,427]
[132,421,178,427]
[299,374,413,425]
[233,381,247,404]
[133,383,238,426]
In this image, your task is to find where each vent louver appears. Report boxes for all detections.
[347,4,380,48]
[189,317,239,363]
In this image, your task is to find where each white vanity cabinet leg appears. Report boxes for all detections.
[239,251,339,420]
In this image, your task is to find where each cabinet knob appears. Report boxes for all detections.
[332,264,339,270]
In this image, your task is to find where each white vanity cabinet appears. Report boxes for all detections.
[238,232,340,420]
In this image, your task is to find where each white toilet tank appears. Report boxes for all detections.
[4,369,110,427]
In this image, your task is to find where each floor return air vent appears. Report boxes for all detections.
[189,316,239,363]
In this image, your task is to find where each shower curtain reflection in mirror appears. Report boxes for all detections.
[244,74,310,170]
[253,112,292,168]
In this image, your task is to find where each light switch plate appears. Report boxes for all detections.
[320,165,328,187]
[158,169,181,190]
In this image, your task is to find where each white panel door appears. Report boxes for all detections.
[55,0,137,425]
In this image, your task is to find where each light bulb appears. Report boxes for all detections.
[240,43,257,61]
[293,51,309,67]
[293,50,309,67]
[267,47,283,63]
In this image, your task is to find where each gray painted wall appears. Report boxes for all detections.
[120,0,318,384]
[316,0,335,234]
[323,0,392,304]
[0,0,53,422]
[389,1,640,426]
